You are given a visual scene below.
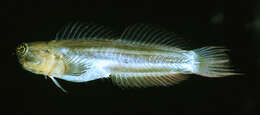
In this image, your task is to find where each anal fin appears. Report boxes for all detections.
[59,57,111,82]
[111,73,188,88]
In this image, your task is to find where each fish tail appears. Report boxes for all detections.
[192,46,240,77]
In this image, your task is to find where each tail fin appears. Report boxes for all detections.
[193,46,239,77]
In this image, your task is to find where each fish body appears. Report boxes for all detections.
[16,23,238,92]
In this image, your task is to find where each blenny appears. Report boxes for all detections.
[16,23,239,92]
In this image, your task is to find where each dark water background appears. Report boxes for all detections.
[6,0,255,115]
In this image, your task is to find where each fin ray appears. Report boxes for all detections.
[111,73,188,88]
[193,46,240,77]
[55,22,118,40]
[117,24,184,50]
[50,76,67,93]
[62,53,90,76]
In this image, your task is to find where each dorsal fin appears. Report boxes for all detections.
[118,24,185,49]
[111,73,188,88]
[55,23,186,49]
[55,22,119,40]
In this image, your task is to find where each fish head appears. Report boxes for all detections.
[16,41,59,76]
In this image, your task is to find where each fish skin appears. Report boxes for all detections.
[16,23,239,92]
[50,40,195,75]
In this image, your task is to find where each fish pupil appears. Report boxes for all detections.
[17,43,27,56]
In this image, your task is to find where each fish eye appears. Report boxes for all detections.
[16,43,28,56]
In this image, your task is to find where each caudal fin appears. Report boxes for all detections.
[193,46,240,77]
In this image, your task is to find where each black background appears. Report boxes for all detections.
[6,0,255,115]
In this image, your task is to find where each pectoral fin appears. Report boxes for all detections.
[62,54,90,76]
[59,57,111,82]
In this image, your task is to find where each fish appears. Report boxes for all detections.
[16,23,239,92]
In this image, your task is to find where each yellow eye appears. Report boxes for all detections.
[16,43,28,56]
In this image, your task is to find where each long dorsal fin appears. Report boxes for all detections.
[55,22,119,40]
[55,23,185,49]
[118,24,185,49]
[111,73,188,88]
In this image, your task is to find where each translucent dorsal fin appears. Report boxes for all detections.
[55,22,119,40]
[118,24,184,48]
